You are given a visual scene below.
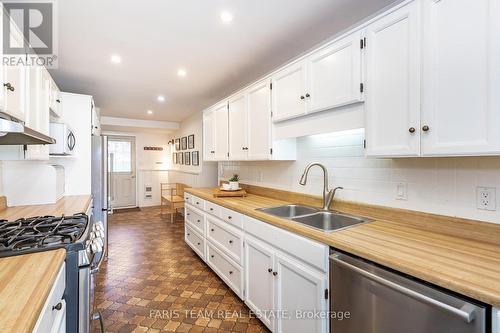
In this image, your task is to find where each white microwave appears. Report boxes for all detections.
[49,123,76,155]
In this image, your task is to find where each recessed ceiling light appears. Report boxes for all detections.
[110,54,121,64]
[177,69,187,77]
[147,110,153,115]
[157,95,165,102]
[220,11,233,24]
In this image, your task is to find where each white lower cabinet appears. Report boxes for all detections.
[33,263,66,333]
[184,194,329,333]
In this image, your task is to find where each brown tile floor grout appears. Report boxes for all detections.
[92,207,270,333]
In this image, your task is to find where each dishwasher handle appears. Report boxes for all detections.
[331,256,476,323]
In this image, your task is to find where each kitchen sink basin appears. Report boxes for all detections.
[257,204,318,218]
[292,211,371,232]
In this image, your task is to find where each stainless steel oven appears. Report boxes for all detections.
[330,252,488,333]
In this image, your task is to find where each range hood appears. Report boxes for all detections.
[0,111,56,145]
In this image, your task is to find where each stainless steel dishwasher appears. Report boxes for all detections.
[330,252,488,333]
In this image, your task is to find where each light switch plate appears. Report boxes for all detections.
[477,187,496,211]
[396,182,408,200]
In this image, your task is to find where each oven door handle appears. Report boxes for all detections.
[92,311,105,332]
[90,249,105,274]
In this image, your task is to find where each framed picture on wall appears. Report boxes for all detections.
[179,152,184,164]
[181,136,187,150]
[188,134,195,149]
[192,151,199,166]
[173,152,177,164]
[175,138,180,151]
[184,152,191,165]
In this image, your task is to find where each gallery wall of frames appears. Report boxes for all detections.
[171,134,200,167]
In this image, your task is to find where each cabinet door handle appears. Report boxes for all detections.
[227,216,232,220]
[273,271,278,276]
[229,240,233,244]
[305,93,310,98]
[229,271,233,275]
[409,127,416,134]
[187,233,190,236]
[422,125,430,132]
[197,242,201,245]
[56,99,61,103]
[187,213,190,216]
[211,228,215,232]
[268,268,273,273]
[210,208,214,211]
[211,255,214,258]
[3,83,14,92]
[52,302,62,311]
[300,95,305,100]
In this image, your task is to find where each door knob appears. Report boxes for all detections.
[422,125,430,132]
[409,127,416,133]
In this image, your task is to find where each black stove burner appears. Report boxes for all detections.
[0,213,88,254]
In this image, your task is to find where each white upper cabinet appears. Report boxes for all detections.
[228,93,248,160]
[420,0,500,156]
[2,26,27,122]
[213,102,229,161]
[271,61,307,122]
[306,30,363,114]
[49,77,62,118]
[364,1,421,157]
[203,109,215,161]
[247,79,272,160]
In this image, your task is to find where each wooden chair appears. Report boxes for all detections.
[160,183,189,223]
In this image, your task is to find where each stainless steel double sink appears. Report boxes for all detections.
[256,204,372,232]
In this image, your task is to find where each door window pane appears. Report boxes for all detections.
[108,140,132,172]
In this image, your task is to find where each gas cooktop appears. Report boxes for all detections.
[0,213,89,257]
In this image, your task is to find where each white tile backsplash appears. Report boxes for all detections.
[219,129,500,224]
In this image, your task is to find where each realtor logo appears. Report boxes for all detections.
[2,0,58,67]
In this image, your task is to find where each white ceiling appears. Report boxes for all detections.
[50,0,396,122]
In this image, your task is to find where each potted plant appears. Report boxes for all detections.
[229,174,240,190]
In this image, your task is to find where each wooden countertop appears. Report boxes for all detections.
[0,249,66,332]
[186,187,500,307]
[0,195,92,221]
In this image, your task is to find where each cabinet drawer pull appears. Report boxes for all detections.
[211,255,214,258]
[211,228,215,232]
[229,271,233,275]
[52,302,62,311]
[227,216,232,220]
[268,268,273,273]
[196,202,200,205]
[305,93,310,98]
[300,95,305,100]
[56,99,61,103]
[210,208,214,211]
[422,125,430,132]
[229,240,233,244]
[197,219,200,223]
[187,233,190,236]
[409,127,416,133]
[3,83,14,92]
[197,242,201,245]
[187,213,190,216]
[272,271,278,276]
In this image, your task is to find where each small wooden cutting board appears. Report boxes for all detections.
[213,188,248,198]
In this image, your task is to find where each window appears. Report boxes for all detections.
[108,139,133,172]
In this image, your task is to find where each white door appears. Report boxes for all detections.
[108,136,137,208]
[306,30,363,114]
[244,236,275,331]
[271,61,307,122]
[275,253,327,333]
[213,102,229,161]
[364,1,421,157]
[203,110,215,161]
[421,0,500,156]
[247,79,272,160]
[228,93,248,160]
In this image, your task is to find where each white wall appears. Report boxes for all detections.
[220,129,500,224]
[168,112,218,188]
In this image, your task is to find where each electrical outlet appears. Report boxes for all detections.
[477,187,496,211]
[396,182,408,200]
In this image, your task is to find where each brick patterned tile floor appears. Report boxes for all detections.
[92,207,270,333]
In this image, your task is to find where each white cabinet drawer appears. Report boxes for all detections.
[207,241,243,298]
[219,206,243,229]
[33,264,66,333]
[184,192,193,204]
[243,216,328,272]
[207,216,243,265]
[185,205,205,235]
[191,195,205,210]
[205,201,220,217]
[185,224,205,260]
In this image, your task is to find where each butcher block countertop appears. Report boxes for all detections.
[0,195,92,221]
[0,249,66,332]
[186,187,500,307]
